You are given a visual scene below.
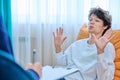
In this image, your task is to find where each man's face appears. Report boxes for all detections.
[88,14,107,36]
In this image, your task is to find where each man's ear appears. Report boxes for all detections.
[103,26,108,30]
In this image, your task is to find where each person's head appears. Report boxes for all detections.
[88,7,112,36]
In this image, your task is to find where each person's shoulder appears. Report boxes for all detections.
[106,42,114,47]
[105,42,115,50]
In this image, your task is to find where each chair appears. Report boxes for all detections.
[76,24,120,80]
[0,50,35,80]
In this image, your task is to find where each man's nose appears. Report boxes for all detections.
[90,20,95,25]
[89,21,94,26]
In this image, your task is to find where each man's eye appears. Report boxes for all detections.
[95,20,99,22]
[89,19,92,21]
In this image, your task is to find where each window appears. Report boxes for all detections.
[11,0,109,23]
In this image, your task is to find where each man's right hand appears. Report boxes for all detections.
[26,62,42,77]
[53,27,67,53]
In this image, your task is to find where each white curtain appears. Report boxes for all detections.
[11,0,120,67]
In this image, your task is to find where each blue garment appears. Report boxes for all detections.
[59,78,66,80]
[0,50,35,80]
[26,69,40,80]
[0,14,39,80]
[0,14,14,56]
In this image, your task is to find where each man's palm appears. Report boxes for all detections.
[92,29,112,54]
[53,27,67,52]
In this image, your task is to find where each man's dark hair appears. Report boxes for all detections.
[88,7,112,36]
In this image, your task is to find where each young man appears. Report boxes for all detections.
[53,7,115,80]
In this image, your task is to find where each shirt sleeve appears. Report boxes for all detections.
[26,69,40,80]
[54,51,66,66]
[54,44,73,66]
[97,43,115,80]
